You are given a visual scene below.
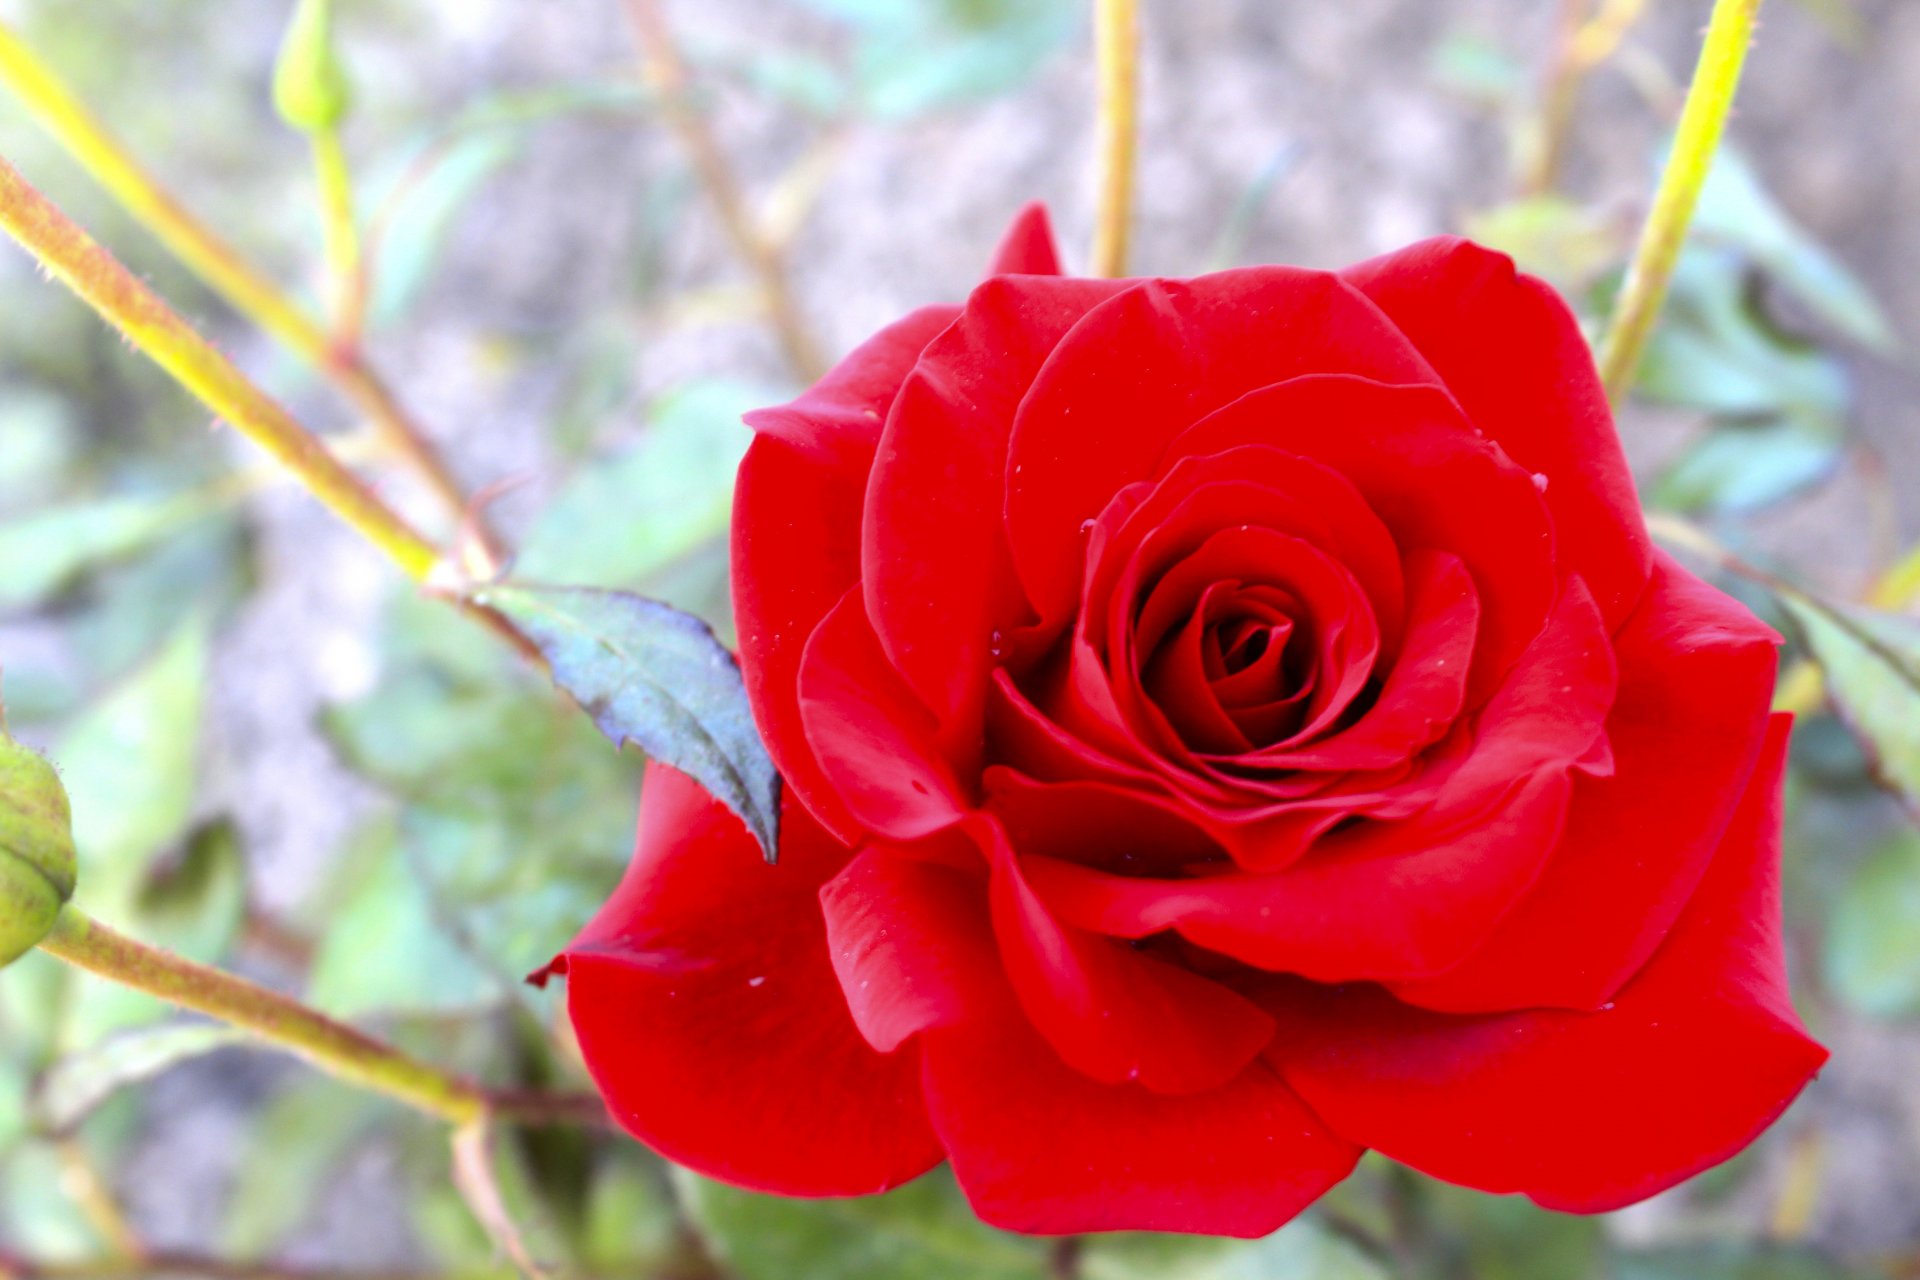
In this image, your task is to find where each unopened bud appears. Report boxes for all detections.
[273,0,352,133]
[0,726,76,967]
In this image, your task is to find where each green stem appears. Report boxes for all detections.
[311,126,367,347]
[0,20,497,562]
[1596,0,1763,402]
[0,152,442,581]
[37,907,488,1124]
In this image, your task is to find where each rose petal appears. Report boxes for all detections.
[559,764,942,1196]
[1389,551,1781,1011]
[735,307,960,841]
[798,586,970,842]
[820,850,1001,1053]
[1170,375,1554,704]
[921,981,1360,1237]
[1343,238,1651,627]
[863,276,1129,754]
[980,817,1276,1096]
[986,201,1065,276]
[1262,718,1827,1212]
[1005,270,1440,631]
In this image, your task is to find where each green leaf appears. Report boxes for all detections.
[517,379,772,592]
[55,617,210,921]
[677,1169,1050,1280]
[1612,1245,1871,1280]
[220,1078,383,1256]
[1777,590,1920,820]
[477,585,779,859]
[799,0,1078,120]
[0,490,220,615]
[322,592,637,990]
[307,818,502,1017]
[1825,830,1920,1017]
[1082,1219,1391,1280]
[33,1020,245,1132]
[0,388,77,515]
[1650,415,1843,514]
[0,1142,99,1259]
[1463,196,1620,291]
[1694,148,1896,355]
[1632,247,1850,420]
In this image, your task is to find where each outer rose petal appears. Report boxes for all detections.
[921,979,1361,1237]
[735,306,960,841]
[1342,237,1652,627]
[987,201,1065,276]
[1390,551,1780,1012]
[558,764,942,1196]
[864,276,1130,753]
[1262,718,1828,1212]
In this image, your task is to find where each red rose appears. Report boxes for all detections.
[553,205,1827,1236]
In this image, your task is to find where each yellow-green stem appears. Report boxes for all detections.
[312,128,367,346]
[1090,0,1139,278]
[37,907,488,1125]
[0,21,319,361]
[0,153,441,580]
[0,20,490,556]
[1596,0,1763,402]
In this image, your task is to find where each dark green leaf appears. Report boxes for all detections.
[1825,830,1920,1017]
[478,585,779,859]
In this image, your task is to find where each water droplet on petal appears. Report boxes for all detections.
[748,975,766,988]
[1532,472,1550,492]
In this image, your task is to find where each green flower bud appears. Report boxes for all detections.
[0,729,76,968]
[273,0,352,134]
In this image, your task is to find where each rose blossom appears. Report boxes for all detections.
[546,205,1827,1237]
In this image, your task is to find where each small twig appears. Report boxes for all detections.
[621,0,826,382]
[52,1139,145,1261]
[1596,0,1764,402]
[1090,0,1140,277]
[1046,1237,1082,1280]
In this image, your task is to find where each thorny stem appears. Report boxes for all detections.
[1090,0,1140,277]
[621,0,827,383]
[1596,0,1764,402]
[33,907,608,1131]
[0,152,443,580]
[0,20,501,571]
